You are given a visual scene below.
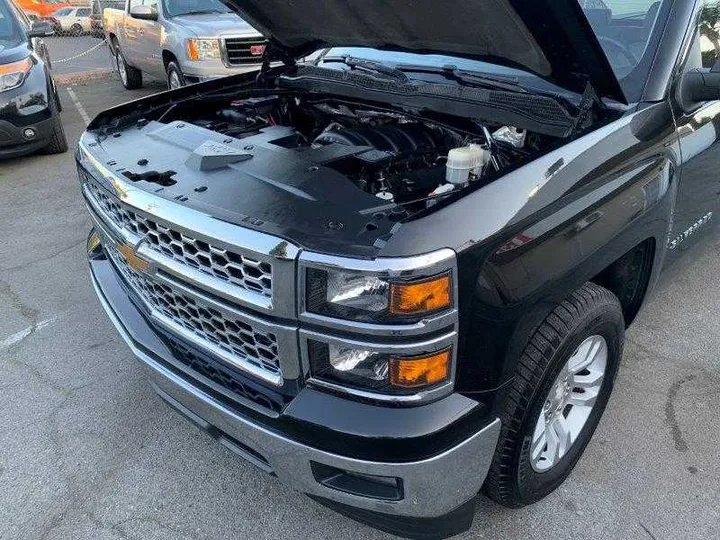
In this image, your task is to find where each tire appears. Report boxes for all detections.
[113,40,142,90]
[70,23,83,36]
[165,60,186,90]
[484,283,624,507]
[41,98,68,155]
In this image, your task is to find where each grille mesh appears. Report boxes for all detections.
[168,341,285,413]
[108,247,281,376]
[85,181,272,298]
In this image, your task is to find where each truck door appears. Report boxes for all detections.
[670,0,720,262]
[125,0,161,74]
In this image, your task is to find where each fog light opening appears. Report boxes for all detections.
[311,461,404,501]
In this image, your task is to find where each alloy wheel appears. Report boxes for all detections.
[116,50,127,86]
[530,335,607,472]
[169,70,182,89]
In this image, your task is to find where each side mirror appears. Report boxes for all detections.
[27,20,54,37]
[679,60,720,108]
[129,5,157,21]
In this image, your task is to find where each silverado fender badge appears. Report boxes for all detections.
[117,242,150,273]
[668,212,713,250]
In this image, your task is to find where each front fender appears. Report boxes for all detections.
[382,101,680,397]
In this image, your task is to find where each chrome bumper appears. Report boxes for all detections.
[179,60,260,80]
[90,264,501,519]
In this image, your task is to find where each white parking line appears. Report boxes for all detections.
[66,87,91,126]
[0,319,54,351]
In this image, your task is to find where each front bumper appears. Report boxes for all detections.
[0,115,54,158]
[89,247,500,536]
[179,59,261,82]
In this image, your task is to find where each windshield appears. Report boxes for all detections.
[163,0,231,17]
[316,1,665,103]
[580,0,665,101]
[52,7,72,16]
[0,0,23,49]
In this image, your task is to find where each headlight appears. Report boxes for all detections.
[306,268,452,323]
[186,38,221,61]
[308,340,452,395]
[0,57,33,93]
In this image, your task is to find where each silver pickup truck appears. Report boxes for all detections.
[103,0,265,90]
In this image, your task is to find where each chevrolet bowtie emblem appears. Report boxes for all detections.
[117,242,150,273]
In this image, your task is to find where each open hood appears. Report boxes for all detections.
[222,0,626,104]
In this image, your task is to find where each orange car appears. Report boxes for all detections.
[13,0,72,19]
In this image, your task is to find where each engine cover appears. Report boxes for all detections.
[88,120,404,256]
[313,123,445,158]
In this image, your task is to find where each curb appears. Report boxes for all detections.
[55,69,115,87]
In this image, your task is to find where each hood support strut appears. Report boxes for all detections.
[569,82,603,139]
[257,40,296,85]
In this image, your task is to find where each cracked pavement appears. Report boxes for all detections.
[1,80,719,540]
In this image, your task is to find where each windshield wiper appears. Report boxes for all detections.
[395,64,527,92]
[320,58,526,92]
[320,56,409,83]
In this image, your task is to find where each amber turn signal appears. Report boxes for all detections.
[389,274,452,315]
[186,40,199,61]
[389,350,451,389]
[0,57,32,76]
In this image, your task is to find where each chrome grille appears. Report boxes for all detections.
[108,247,281,377]
[224,37,267,65]
[85,181,273,298]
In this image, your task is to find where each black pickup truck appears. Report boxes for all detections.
[77,0,719,537]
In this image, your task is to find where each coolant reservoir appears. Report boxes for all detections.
[446,144,489,185]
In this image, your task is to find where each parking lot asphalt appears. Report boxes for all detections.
[0,79,719,540]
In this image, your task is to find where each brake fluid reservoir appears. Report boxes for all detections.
[446,144,489,185]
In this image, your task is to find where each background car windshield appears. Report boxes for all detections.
[0,0,22,48]
[580,0,665,100]
[52,7,73,16]
[163,0,231,17]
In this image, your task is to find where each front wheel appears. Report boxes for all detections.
[40,97,68,155]
[113,41,142,90]
[484,283,624,507]
[166,61,186,90]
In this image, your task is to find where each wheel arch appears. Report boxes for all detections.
[162,49,178,69]
[589,237,656,326]
[107,32,118,53]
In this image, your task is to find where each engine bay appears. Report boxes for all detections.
[85,81,572,253]
[158,91,557,213]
